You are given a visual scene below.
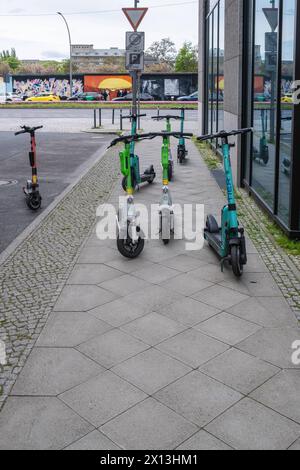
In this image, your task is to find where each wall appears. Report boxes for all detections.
[223,0,244,184]
[13,75,84,97]
[12,73,198,100]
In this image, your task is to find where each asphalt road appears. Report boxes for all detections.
[0,131,111,254]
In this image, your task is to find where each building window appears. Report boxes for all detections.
[205,0,225,136]
[277,0,295,225]
[251,0,280,210]
[243,0,297,234]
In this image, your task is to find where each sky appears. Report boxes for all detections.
[0,0,198,60]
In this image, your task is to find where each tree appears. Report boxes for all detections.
[175,42,198,72]
[0,48,20,71]
[57,59,78,74]
[146,38,177,68]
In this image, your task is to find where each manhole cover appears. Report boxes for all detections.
[0,180,18,187]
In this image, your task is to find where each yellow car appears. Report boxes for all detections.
[26,94,60,103]
[281,94,293,104]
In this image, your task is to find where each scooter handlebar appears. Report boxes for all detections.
[122,113,147,120]
[152,115,181,121]
[108,132,193,148]
[197,128,253,141]
[15,125,43,136]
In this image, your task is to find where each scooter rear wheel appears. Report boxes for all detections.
[117,235,144,259]
[231,245,243,277]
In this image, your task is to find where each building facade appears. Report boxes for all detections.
[71,45,125,68]
[198,0,300,238]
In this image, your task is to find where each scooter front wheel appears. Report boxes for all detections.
[26,193,42,211]
[231,245,243,277]
[178,148,185,164]
[117,235,144,259]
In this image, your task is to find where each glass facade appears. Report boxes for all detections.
[205,0,225,136]
[201,0,299,236]
[244,0,298,235]
[277,0,295,224]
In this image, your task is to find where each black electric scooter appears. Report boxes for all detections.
[15,125,43,210]
[253,109,269,165]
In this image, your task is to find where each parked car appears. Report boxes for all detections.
[25,94,60,103]
[5,92,23,103]
[281,93,293,104]
[177,92,198,101]
[113,92,154,102]
[68,92,103,102]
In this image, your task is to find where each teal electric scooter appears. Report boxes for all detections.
[121,113,156,192]
[177,108,188,164]
[197,128,252,277]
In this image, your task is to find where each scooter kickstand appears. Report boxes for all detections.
[220,256,229,272]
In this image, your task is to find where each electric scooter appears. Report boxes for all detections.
[121,113,156,192]
[197,128,252,277]
[109,131,193,254]
[152,115,182,181]
[177,108,188,164]
[15,125,43,211]
[253,109,269,165]
[109,132,148,259]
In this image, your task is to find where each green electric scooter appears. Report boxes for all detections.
[151,115,182,181]
[177,108,188,164]
[145,130,193,244]
[109,132,147,259]
[197,128,252,277]
[109,131,193,250]
[253,109,269,165]
[120,113,156,192]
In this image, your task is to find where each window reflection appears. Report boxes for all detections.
[252,0,279,209]
[278,0,295,225]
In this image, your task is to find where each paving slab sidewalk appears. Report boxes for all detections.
[0,136,299,450]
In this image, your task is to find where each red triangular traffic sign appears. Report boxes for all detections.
[122,8,148,31]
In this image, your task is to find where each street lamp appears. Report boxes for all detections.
[57,12,73,97]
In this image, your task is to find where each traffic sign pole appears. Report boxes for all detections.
[123,1,148,117]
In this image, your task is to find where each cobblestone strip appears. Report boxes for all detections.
[237,190,300,318]
[0,148,120,408]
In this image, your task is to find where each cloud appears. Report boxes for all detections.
[41,50,67,59]
[8,8,26,14]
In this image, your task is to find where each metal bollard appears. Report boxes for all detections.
[120,109,123,131]
[98,108,102,127]
[93,109,97,129]
[112,109,115,125]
